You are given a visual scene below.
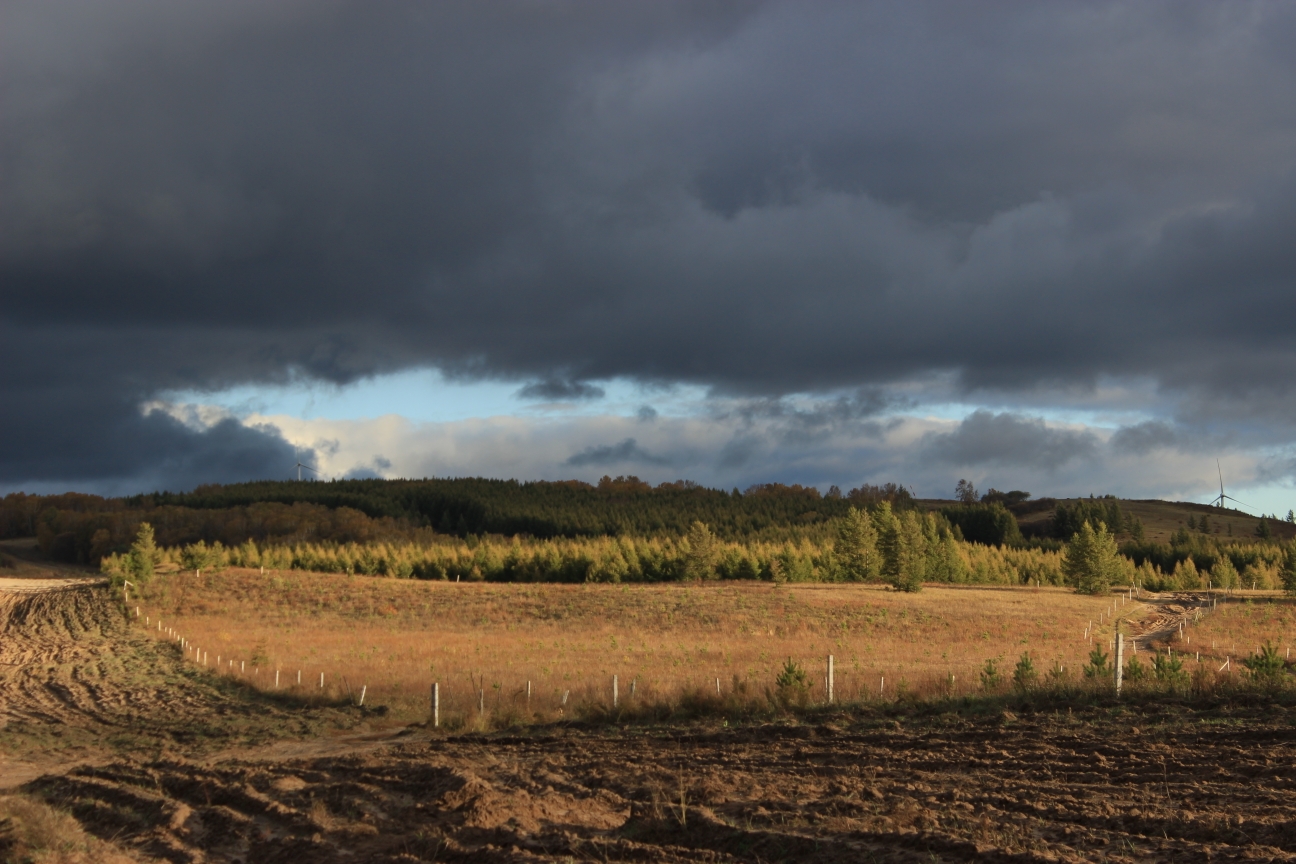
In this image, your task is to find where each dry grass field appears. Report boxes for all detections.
[134,569,1143,726]
[1184,593,1296,660]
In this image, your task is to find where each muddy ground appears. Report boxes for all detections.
[3,565,1295,862]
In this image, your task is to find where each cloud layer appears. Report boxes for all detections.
[3,1,1296,494]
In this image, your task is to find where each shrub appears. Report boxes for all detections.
[1012,653,1037,692]
[1152,652,1187,686]
[774,658,809,706]
[1082,647,1110,679]
[1241,642,1286,682]
[1124,656,1147,682]
[980,658,1002,692]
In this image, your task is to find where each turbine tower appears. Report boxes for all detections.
[294,461,319,481]
[1210,460,1252,512]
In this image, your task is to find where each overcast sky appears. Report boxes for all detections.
[4,1,1296,509]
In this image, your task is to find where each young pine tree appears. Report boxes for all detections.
[683,521,719,580]
[1062,521,1122,595]
[875,503,924,592]
[1281,541,1296,596]
[128,522,160,583]
[1209,555,1237,590]
[835,507,879,582]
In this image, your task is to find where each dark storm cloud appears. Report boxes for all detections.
[923,411,1099,471]
[516,379,606,402]
[4,0,1296,489]
[1110,422,1181,455]
[566,438,669,468]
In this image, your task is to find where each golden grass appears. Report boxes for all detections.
[134,569,1137,725]
[0,795,140,864]
[1181,594,1296,665]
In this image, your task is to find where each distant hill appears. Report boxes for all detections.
[920,496,1294,544]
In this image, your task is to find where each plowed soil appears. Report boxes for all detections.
[0,579,363,789]
[6,576,1296,862]
[24,708,1296,863]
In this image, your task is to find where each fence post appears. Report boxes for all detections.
[478,688,485,715]
[432,682,439,728]
[359,685,366,707]
[613,675,619,707]
[827,655,835,704]
[1114,630,1124,696]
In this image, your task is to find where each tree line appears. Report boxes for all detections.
[107,506,1181,596]
[1,477,921,564]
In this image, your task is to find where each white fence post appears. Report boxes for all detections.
[1115,631,1124,696]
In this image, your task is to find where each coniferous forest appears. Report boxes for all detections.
[4,476,1293,594]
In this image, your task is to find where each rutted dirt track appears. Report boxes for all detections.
[6,585,1296,862]
[25,708,1296,863]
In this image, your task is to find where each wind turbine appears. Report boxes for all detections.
[1210,460,1253,512]
[294,461,320,481]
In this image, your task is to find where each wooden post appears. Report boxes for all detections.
[241,661,245,673]
[562,689,570,706]
[613,675,619,707]
[827,655,835,704]
[880,675,885,696]
[432,682,439,727]
[297,670,301,685]
[630,679,636,698]
[1114,630,1124,696]
[275,669,280,688]
[526,679,531,708]
[319,672,324,688]
[478,688,485,715]
[359,685,366,707]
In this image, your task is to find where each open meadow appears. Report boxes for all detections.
[137,568,1187,725]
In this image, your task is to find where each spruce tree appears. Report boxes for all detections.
[128,522,160,583]
[835,507,879,582]
[875,503,923,592]
[683,521,718,580]
[1062,520,1121,595]
[1281,541,1296,596]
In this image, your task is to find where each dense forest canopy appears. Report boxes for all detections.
[0,476,919,564]
[7,477,1292,595]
